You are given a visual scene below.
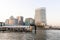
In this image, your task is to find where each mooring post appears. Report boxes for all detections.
[35,25,36,34]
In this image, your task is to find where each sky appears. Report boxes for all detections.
[0,0,60,26]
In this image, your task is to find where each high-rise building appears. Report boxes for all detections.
[8,16,15,26]
[35,7,46,25]
[5,16,18,26]
[5,19,9,26]
[14,19,18,25]
[25,18,35,26]
[17,16,23,25]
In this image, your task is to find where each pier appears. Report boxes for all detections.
[0,26,60,32]
[0,26,32,32]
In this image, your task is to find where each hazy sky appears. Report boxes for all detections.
[0,0,60,26]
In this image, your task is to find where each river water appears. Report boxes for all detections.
[0,30,60,40]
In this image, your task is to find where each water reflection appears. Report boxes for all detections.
[34,30,46,40]
[0,30,60,40]
[46,30,60,40]
[0,30,46,40]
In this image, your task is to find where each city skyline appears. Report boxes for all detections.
[5,16,35,26]
[0,0,60,26]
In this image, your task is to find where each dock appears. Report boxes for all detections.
[0,26,32,32]
[0,26,60,32]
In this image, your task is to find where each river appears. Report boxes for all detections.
[0,30,60,40]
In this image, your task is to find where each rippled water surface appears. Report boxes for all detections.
[46,30,60,40]
[0,30,60,40]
